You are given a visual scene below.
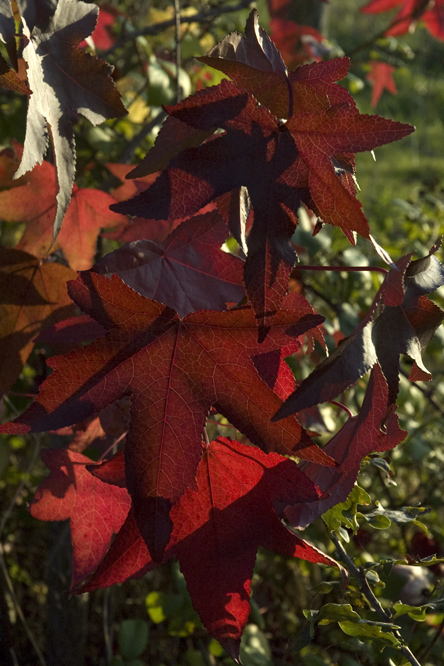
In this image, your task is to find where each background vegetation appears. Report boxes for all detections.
[1,1,444,665]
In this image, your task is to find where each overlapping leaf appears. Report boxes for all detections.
[30,449,130,589]
[79,438,338,661]
[0,271,333,561]
[286,364,407,529]
[93,211,245,317]
[12,0,126,242]
[112,75,412,333]
[198,9,345,119]
[0,143,127,270]
[0,247,76,395]
[273,249,444,420]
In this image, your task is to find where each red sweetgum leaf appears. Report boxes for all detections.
[273,250,444,420]
[92,211,246,317]
[14,0,126,242]
[30,449,130,589]
[0,55,30,95]
[366,62,398,108]
[128,116,215,179]
[0,271,333,561]
[361,0,444,39]
[35,313,106,347]
[113,78,413,332]
[269,20,326,69]
[286,364,407,529]
[81,7,117,51]
[199,10,343,119]
[79,438,339,660]
[106,162,217,245]
[0,247,76,395]
[67,415,107,454]
[0,143,127,270]
[0,3,28,93]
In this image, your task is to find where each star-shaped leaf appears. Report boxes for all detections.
[30,448,130,589]
[366,62,398,107]
[92,211,245,317]
[0,143,127,270]
[112,77,412,333]
[78,438,338,662]
[0,271,333,561]
[13,0,126,242]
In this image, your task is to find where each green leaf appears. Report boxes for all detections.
[338,621,400,649]
[239,624,272,666]
[304,603,361,625]
[323,484,371,534]
[145,591,168,623]
[392,603,427,622]
[362,503,430,532]
[117,619,149,660]
[360,512,391,529]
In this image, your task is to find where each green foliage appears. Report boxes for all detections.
[1,1,444,666]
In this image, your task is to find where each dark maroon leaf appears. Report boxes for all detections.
[285,364,407,528]
[92,211,245,317]
[273,249,444,419]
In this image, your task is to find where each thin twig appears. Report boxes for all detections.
[102,0,253,57]
[174,0,182,104]
[345,1,431,59]
[418,614,444,661]
[297,264,388,275]
[400,368,444,419]
[331,531,423,666]
[103,587,113,665]
[0,545,47,666]
[0,434,42,536]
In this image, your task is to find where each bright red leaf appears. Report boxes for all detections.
[29,449,130,589]
[83,7,117,51]
[269,20,327,69]
[79,438,338,661]
[0,143,127,270]
[93,211,246,317]
[366,62,398,107]
[0,271,333,561]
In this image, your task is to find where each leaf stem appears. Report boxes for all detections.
[297,264,388,275]
[331,531,424,666]
[418,614,444,661]
[329,400,353,420]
